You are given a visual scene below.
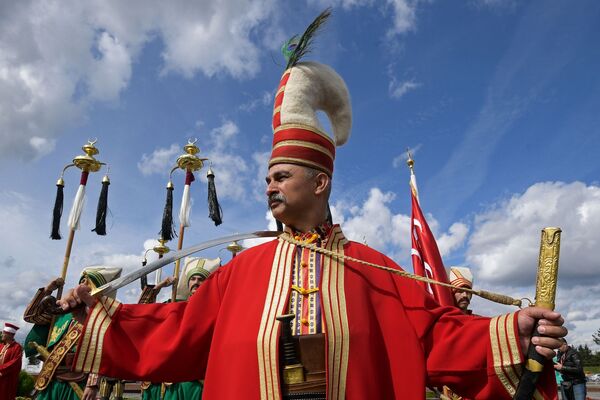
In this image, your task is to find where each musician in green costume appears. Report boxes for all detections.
[24,267,121,400]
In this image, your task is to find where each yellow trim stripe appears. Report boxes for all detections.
[257,239,294,400]
[498,313,519,392]
[273,139,334,160]
[272,105,281,117]
[490,314,516,396]
[74,297,121,373]
[257,240,284,400]
[269,157,333,176]
[273,123,335,146]
[276,86,285,97]
[75,300,103,372]
[321,227,349,400]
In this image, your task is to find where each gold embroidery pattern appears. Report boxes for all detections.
[35,323,83,391]
[257,240,294,400]
[74,297,121,373]
[321,227,349,400]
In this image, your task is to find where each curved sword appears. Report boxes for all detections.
[92,231,280,297]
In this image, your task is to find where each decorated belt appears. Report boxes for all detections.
[282,333,326,396]
[35,323,84,391]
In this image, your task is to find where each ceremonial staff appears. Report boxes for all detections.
[158,139,223,302]
[514,227,562,400]
[140,239,170,291]
[48,139,109,341]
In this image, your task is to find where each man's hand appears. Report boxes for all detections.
[82,385,98,400]
[517,307,567,359]
[57,284,96,324]
[44,277,65,294]
[554,362,563,371]
[155,276,175,291]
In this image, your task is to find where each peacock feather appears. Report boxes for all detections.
[283,8,332,69]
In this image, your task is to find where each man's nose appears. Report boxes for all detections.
[266,181,278,196]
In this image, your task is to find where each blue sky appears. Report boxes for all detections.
[1,0,600,349]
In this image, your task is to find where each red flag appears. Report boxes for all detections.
[410,191,454,307]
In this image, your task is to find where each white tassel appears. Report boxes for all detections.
[410,172,420,203]
[67,184,86,230]
[154,268,162,286]
[179,184,192,227]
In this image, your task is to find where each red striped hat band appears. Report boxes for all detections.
[269,124,336,176]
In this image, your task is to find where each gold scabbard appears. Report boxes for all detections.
[534,227,561,310]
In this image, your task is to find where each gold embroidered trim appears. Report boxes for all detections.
[276,86,286,97]
[35,323,83,391]
[257,240,294,400]
[291,285,319,296]
[273,140,334,160]
[321,227,349,400]
[74,297,120,373]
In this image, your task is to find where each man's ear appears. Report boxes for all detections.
[314,172,330,195]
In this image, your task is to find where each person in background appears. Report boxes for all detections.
[555,338,587,400]
[0,322,23,400]
[449,266,474,315]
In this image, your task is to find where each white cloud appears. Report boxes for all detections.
[333,187,467,265]
[201,120,250,201]
[389,78,421,99]
[386,0,419,36]
[0,0,279,160]
[238,90,273,112]
[137,143,180,176]
[87,32,132,101]
[467,182,600,287]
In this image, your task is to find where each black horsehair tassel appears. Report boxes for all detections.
[92,175,110,235]
[159,181,176,241]
[207,168,223,226]
[50,178,65,240]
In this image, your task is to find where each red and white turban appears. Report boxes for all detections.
[3,322,19,334]
[270,61,352,177]
[449,267,473,289]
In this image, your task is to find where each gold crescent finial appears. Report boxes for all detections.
[406,148,415,171]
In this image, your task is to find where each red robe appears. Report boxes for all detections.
[0,341,22,400]
[74,226,556,399]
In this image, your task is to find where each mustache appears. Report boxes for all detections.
[190,284,200,292]
[268,193,286,206]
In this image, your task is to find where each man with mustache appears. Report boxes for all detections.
[449,267,475,315]
[58,12,566,400]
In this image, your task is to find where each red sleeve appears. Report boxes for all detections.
[389,256,557,400]
[74,264,230,382]
[0,344,22,376]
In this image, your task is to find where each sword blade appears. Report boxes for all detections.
[93,231,280,297]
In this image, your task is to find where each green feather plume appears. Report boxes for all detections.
[283,8,332,69]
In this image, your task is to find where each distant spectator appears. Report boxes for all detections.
[554,338,587,400]
[0,322,23,400]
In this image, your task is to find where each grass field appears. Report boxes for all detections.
[586,365,600,374]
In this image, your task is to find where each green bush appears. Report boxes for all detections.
[18,370,35,396]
